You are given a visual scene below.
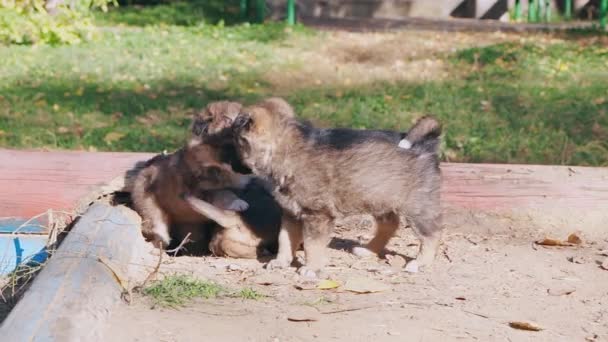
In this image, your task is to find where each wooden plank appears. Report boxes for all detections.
[1,149,607,220]
[0,203,155,341]
[442,163,608,211]
[0,149,151,217]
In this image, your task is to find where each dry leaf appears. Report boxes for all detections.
[508,321,543,331]
[455,296,466,301]
[252,274,286,286]
[287,306,319,322]
[547,287,575,296]
[317,279,340,290]
[56,126,69,134]
[104,132,125,144]
[601,258,608,271]
[294,282,317,291]
[535,238,574,247]
[567,233,582,245]
[568,256,586,264]
[343,277,389,294]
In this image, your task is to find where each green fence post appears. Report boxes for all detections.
[601,0,607,30]
[544,0,551,22]
[255,0,265,23]
[528,0,537,22]
[287,0,296,25]
[515,0,522,20]
[240,0,249,21]
[535,0,541,21]
[564,0,572,20]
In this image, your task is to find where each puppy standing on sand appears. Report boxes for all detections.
[231,98,443,277]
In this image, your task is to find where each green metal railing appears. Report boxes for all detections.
[513,0,606,30]
[240,0,605,30]
[240,0,296,25]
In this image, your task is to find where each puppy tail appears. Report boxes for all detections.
[399,116,442,154]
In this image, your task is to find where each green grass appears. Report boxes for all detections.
[143,274,224,307]
[233,287,265,300]
[95,1,242,27]
[1,11,607,166]
[142,275,266,307]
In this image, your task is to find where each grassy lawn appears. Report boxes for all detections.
[0,5,607,166]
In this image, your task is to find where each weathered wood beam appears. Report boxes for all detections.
[0,203,156,341]
[1,149,607,220]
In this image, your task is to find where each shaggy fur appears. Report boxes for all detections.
[130,138,253,249]
[131,100,281,258]
[232,98,443,276]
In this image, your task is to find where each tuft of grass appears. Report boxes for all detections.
[143,275,224,308]
[234,287,265,300]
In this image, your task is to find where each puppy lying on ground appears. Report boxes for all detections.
[130,134,253,250]
[131,100,282,258]
[232,98,442,277]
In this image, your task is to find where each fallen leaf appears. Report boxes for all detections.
[535,238,575,247]
[226,264,242,271]
[57,126,70,134]
[251,274,287,286]
[294,281,317,291]
[287,306,319,322]
[547,287,576,296]
[386,254,407,269]
[568,256,586,264]
[343,277,389,294]
[317,279,340,290]
[104,132,125,144]
[455,296,466,301]
[508,321,543,331]
[601,258,608,271]
[567,233,582,245]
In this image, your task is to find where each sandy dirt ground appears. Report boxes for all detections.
[103,214,608,342]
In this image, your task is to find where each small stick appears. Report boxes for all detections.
[136,244,163,291]
[321,305,375,315]
[166,232,192,257]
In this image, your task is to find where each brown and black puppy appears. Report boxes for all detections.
[130,136,253,250]
[231,98,442,277]
[184,177,282,258]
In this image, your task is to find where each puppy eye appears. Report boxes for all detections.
[234,113,252,131]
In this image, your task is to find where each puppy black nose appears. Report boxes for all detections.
[234,113,251,131]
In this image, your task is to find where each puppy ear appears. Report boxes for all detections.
[233,112,252,131]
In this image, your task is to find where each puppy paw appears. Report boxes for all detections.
[297,266,320,279]
[265,257,291,270]
[352,246,377,258]
[404,259,420,273]
[226,199,249,212]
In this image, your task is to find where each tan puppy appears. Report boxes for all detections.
[231,98,443,277]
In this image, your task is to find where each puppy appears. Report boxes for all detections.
[232,98,442,277]
[180,99,294,258]
[130,137,253,249]
[184,177,282,258]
